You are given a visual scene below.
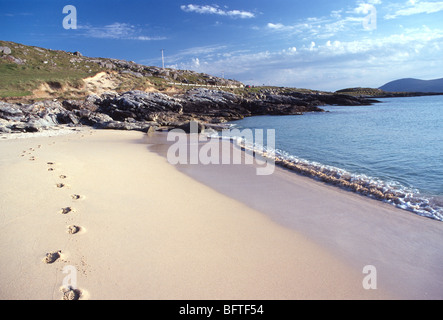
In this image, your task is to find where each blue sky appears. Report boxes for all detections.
[1,0,443,91]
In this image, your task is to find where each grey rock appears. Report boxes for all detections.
[0,46,11,55]
[0,125,12,133]
[62,97,98,111]
[24,120,43,132]
[99,61,115,69]
[174,121,205,134]
[2,55,24,64]
[0,102,25,121]
[94,120,156,133]
[10,122,40,133]
[121,70,143,78]
[87,112,114,124]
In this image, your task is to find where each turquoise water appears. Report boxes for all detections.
[227,95,443,221]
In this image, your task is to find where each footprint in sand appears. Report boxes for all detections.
[60,207,74,215]
[43,250,61,264]
[61,287,82,300]
[71,194,81,200]
[59,175,67,179]
[67,225,81,234]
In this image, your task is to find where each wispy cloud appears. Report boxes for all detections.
[180,4,255,18]
[174,25,443,90]
[385,0,443,19]
[139,44,232,67]
[265,2,377,40]
[79,22,166,41]
[2,12,33,17]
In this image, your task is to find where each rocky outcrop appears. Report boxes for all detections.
[0,88,379,134]
[0,46,11,55]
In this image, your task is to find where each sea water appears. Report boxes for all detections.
[225,95,443,221]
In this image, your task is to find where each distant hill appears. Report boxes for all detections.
[379,78,443,93]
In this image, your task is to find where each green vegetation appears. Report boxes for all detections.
[0,40,239,100]
[335,87,387,97]
[231,85,331,97]
[0,40,104,98]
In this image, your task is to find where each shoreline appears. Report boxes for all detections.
[233,134,443,221]
[146,130,443,299]
[0,128,397,299]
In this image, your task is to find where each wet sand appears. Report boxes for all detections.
[147,131,443,299]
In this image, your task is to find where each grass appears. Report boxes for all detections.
[0,62,97,97]
[335,87,387,97]
[0,40,105,98]
[1,40,278,101]
[0,40,250,100]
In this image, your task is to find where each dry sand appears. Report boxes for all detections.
[0,129,440,300]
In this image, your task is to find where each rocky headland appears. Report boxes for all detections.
[0,88,379,134]
[0,40,379,134]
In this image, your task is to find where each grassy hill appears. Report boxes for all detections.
[335,86,443,98]
[335,87,393,97]
[0,40,244,101]
[0,40,103,98]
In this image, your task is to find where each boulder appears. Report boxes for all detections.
[174,121,205,134]
[62,97,98,111]
[10,122,41,133]
[0,46,11,55]
[2,55,24,64]
[0,125,12,133]
[94,120,156,133]
[0,102,25,121]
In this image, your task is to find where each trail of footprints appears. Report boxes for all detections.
[21,135,93,299]
[42,159,86,300]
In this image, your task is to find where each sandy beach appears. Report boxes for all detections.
[0,129,442,300]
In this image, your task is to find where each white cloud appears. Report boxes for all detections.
[309,41,316,51]
[79,22,165,41]
[266,22,295,31]
[354,3,376,14]
[192,57,200,67]
[173,25,443,90]
[266,2,380,39]
[180,4,255,18]
[385,1,443,19]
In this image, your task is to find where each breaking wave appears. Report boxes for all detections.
[211,128,443,222]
